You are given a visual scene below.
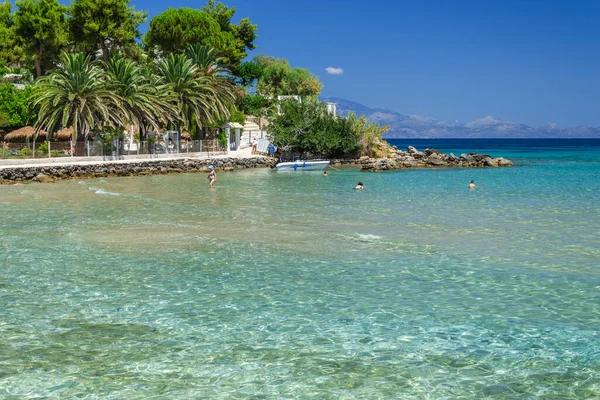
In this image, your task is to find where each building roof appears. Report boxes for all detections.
[221,122,244,129]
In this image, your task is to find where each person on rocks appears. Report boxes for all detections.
[207,165,217,188]
[268,142,275,157]
[469,179,476,189]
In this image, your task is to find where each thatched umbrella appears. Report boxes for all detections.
[4,126,47,142]
[52,127,74,141]
[181,131,192,140]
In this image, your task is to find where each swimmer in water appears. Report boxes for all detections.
[469,179,476,189]
[207,165,216,187]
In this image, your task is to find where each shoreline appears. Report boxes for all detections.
[0,146,512,184]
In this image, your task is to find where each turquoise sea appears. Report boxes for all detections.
[1,139,599,398]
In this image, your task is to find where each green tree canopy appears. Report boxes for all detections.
[0,83,32,130]
[145,2,257,73]
[156,53,214,136]
[236,60,263,87]
[14,0,67,78]
[101,56,175,137]
[69,0,147,62]
[0,1,24,67]
[268,98,387,158]
[254,55,323,97]
[32,52,124,144]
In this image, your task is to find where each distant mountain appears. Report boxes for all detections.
[321,97,600,138]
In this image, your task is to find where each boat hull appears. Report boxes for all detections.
[275,160,330,171]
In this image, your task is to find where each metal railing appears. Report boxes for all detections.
[1,139,226,159]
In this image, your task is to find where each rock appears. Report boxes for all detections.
[483,157,497,167]
[34,173,54,183]
[496,157,513,167]
[460,153,475,163]
[424,148,443,157]
[407,145,418,154]
[426,154,446,166]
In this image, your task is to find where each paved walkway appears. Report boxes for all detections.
[0,147,269,170]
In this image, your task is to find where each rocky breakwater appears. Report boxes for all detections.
[358,146,513,171]
[0,156,277,184]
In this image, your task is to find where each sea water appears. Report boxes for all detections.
[0,139,599,398]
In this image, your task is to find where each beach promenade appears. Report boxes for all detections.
[0,147,276,183]
[0,146,259,170]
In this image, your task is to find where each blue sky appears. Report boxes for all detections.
[142,1,597,126]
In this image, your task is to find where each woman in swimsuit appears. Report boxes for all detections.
[207,165,217,187]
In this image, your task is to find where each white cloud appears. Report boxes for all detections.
[325,67,344,75]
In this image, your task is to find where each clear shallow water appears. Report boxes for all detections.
[1,140,599,398]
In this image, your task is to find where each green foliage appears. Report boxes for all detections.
[14,0,67,77]
[216,130,227,147]
[156,53,214,134]
[101,55,174,135]
[69,0,146,62]
[0,0,25,66]
[254,55,322,97]
[185,43,236,124]
[144,2,257,73]
[31,52,125,142]
[0,82,32,128]
[38,139,48,153]
[237,60,263,87]
[238,92,271,116]
[268,98,388,158]
[20,146,31,156]
[228,108,246,125]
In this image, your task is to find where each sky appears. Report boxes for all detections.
[135,0,600,126]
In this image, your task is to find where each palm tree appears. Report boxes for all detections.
[31,52,124,153]
[101,56,175,140]
[156,53,216,137]
[185,44,237,129]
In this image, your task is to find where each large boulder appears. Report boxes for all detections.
[496,157,513,167]
[33,173,54,183]
[426,153,447,166]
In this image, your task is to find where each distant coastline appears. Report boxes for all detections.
[324,97,600,139]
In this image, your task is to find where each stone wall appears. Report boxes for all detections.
[0,156,277,184]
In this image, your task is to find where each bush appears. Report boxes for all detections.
[216,131,227,147]
[20,147,31,157]
[38,141,49,154]
[267,98,389,158]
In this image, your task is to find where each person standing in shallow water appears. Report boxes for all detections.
[355,181,364,190]
[469,180,476,189]
[323,171,328,177]
[207,165,217,188]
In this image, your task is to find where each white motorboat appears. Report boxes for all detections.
[275,160,330,171]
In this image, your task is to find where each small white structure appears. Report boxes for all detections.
[325,102,337,117]
[222,122,244,153]
[2,73,26,90]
